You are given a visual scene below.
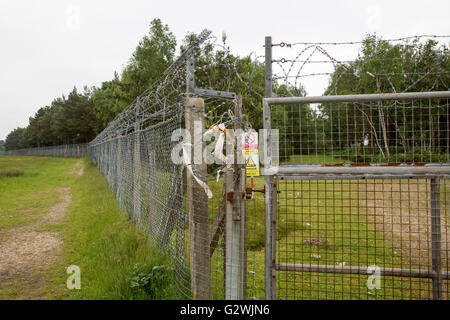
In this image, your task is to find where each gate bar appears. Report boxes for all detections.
[265,165,450,176]
[431,177,443,300]
[264,35,276,300]
[276,263,450,279]
[265,91,450,105]
[279,174,450,180]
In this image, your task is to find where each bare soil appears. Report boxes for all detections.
[0,187,72,298]
[358,179,449,267]
[71,160,85,177]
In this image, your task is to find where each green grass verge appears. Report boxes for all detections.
[0,156,74,233]
[53,160,177,299]
[0,156,176,300]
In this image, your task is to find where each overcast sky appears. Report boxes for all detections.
[0,0,449,140]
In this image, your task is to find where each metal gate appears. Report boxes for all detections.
[262,90,450,299]
[262,34,450,300]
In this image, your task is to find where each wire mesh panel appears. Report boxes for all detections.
[270,97,450,166]
[275,177,449,300]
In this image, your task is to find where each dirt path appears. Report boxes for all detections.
[0,187,71,293]
[359,179,449,267]
[0,158,84,299]
[71,160,85,177]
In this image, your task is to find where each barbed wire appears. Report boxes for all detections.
[272,34,450,47]
[275,71,450,79]
[269,34,450,96]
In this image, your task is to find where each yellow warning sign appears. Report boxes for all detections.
[246,155,259,176]
[246,167,259,176]
[247,156,256,167]
[242,132,259,176]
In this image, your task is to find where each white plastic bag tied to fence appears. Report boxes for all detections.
[204,123,235,166]
[182,142,213,198]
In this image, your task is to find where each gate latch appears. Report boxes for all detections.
[245,186,280,200]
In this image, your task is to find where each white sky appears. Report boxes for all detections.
[0,0,449,140]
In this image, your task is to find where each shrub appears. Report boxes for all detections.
[0,168,24,178]
[128,263,175,299]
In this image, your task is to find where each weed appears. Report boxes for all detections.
[0,168,24,177]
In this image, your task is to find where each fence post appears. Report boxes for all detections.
[264,35,277,300]
[185,54,211,298]
[185,98,210,299]
[133,97,141,224]
[224,96,246,299]
[430,177,442,300]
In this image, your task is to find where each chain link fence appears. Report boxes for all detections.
[0,144,89,157]
[89,30,258,299]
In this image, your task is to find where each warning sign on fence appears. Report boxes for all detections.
[242,131,259,176]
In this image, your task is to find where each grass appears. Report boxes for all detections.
[284,154,347,165]
[0,156,73,233]
[53,160,176,299]
[1,153,446,300]
[0,156,176,300]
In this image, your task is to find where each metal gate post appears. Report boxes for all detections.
[224,96,247,299]
[264,36,276,300]
[430,177,442,300]
[238,98,248,300]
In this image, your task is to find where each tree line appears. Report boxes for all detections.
[4,19,269,151]
[321,35,450,162]
[4,19,178,151]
